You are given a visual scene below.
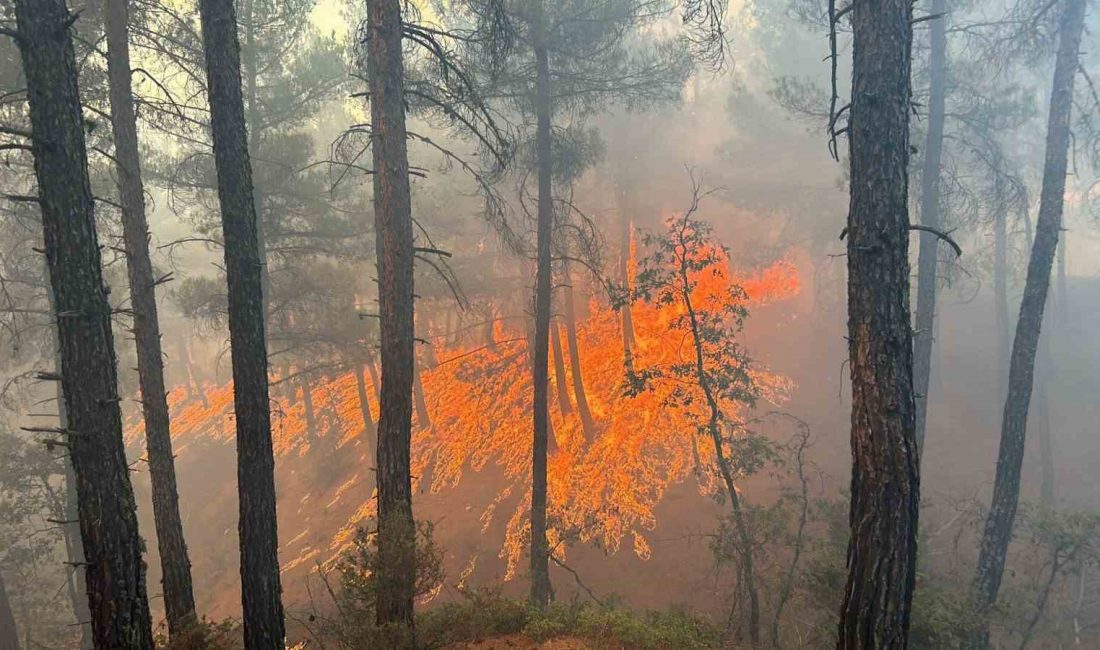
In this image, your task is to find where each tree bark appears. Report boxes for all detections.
[0,569,20,650]
[366,353,382,404]
[837,0,920,645]
[550,321,573,415]
[365,0,417,627]
[617,200,636,370]
[912,0,946,456]
[48,320,92,650]
[529,16,554,608]
[104,0,197,635]
[197,0,286,646]
[413,359,431,430]
[969,0,1085,646]
[994,207,1010,400]
[301,374,318,441]
[241,0,271,319]
[563,264,595,439]
[674,235,759,645]
[355,364,377,445]
[13,1,154,646]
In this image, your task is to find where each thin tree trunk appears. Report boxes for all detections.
[913,0,947,456]
[676,242,760,645]
[1036,345,1054,509]
[969,1,1085,646]
[0,569,20,650]
[301,374,318,441]
[414,359,431,430]
[551,322,573,415]
[837,0,920,645]
[563,264,595,439]
[355,364,377,445]
[617,207,636,370]
[104,0,197,635]
[529,15,554,608]
[366,353,382,403]
[178,337,209,407]
[197,0,285,645]
[13,1,154,646]
[365,0,417,627]
[994,207,1010,400]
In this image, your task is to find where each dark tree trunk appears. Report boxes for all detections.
[550,321,573,415]
[366,353,382,404]
[355,364,377,445]
[617,209,636,370]
[105,0,197,635]
[674,237,759,645]
[241,0,270,318]
[562,264,595,439]
[62,462,92,650]
[365,0,417,627]
[197,0,286,646]
[994,207,1010,400]
[484,313,499,353]
[49,335,92,650]
[1036,340,1054,509]
[301,374,318,441]
[0,569,20,650]
[178,337,209,407]
[969,0,1085,646]
[13,1,154,646]
[529,24,554,608]
[837,0,920,645]
[912,0,946,456]
[413,359,431,430]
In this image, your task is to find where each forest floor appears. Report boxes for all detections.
[443,635,595,649]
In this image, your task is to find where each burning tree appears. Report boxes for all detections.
[618,181,774,645]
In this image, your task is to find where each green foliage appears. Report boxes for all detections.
[156,618,241,650]
[307,521,445,648]
[417,587,529,646]
[420,590,721,650]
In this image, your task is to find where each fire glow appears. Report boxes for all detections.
[129,248,800,581]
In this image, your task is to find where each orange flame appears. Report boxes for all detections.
[129,255,800,580]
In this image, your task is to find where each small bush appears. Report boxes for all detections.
[418,587,530,646]
[156,618,241,650]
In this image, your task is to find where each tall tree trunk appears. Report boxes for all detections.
[301,374,318,441]
[617,206,636,370]
[0,569,20,650]
[913,0,947,456]
[48,314,92,650]
[365,0,417,627]
[529,17,554,608]
[355,364,377,445]
[241,0,270,319]
[837,0,920,645]
[1036,340,1054,509]
[563,264,595,438]
[104,0,197,635]
[994,207,1010,400]
[197,0,285,645]
[675,242,759,644]
[366,352,382,403]
[13,1,154,646]
[413,359,431,430]
[62,461,92,650]
[969,0,1085,646]
[550,322,573,415]
[178,337,208,407]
